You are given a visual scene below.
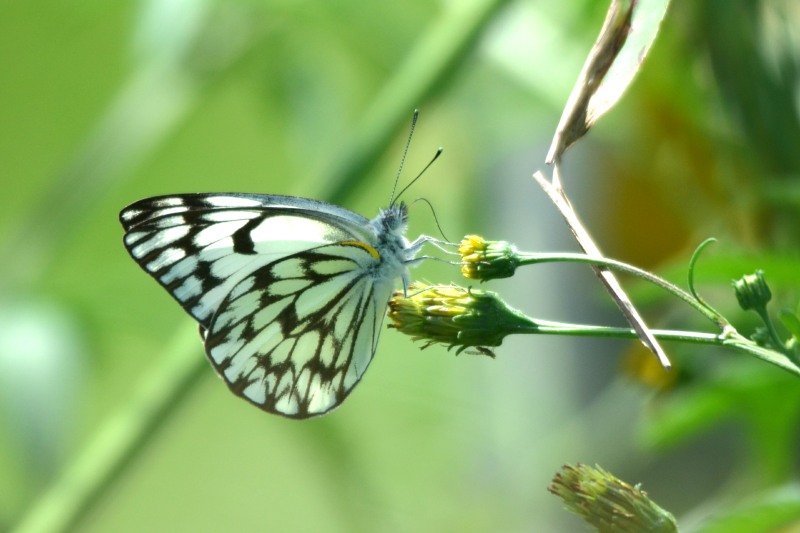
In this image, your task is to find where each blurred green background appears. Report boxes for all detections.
[2,1,800,531]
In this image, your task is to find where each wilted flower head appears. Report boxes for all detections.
[549,464,678,533]
[458,235,519,281]
[387,282,537,356]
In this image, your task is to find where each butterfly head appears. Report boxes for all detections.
[377,202,409,233]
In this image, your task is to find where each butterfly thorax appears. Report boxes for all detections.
[368,202,413,278]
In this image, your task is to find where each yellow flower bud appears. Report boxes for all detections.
[458,235,519,281]
[387,282,537,356]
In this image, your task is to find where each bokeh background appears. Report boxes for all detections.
[2,1,800,531]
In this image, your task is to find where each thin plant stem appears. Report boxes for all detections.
[515,252,726,327]
[531,322,722,345]
[756,307,792,358]
[468,313,722,346]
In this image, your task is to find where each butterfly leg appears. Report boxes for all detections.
[407,235,459,256]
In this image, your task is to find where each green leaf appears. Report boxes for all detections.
[688,484,800,533]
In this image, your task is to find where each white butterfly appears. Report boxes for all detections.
[120,193,433,418]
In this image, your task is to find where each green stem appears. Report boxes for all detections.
[510,319,722,346]
[509,251,800,377]
[756,308,793,359]
[505,316,800,378]
[722,330,800,378]
[517,252,728,328]
[503,313,800,378]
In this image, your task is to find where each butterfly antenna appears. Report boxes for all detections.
[389,110,419,206]
[411,197,451,242]
[393,147,443,204]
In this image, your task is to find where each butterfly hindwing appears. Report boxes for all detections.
[205,242,390,417]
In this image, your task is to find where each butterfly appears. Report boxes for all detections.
[120,192,435,418]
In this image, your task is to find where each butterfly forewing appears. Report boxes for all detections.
[120,194,373,326]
